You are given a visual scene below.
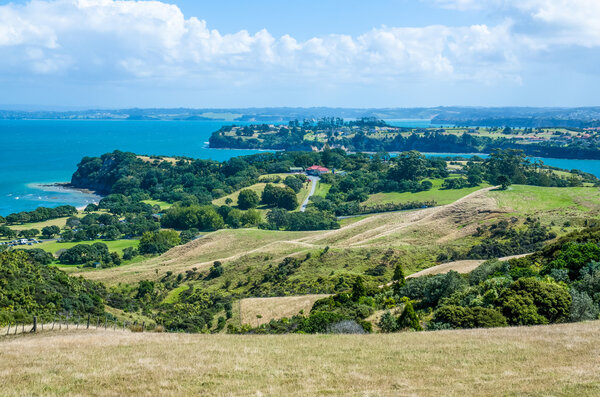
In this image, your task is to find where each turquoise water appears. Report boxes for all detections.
[1,120,600,216]
[0,120,271,215]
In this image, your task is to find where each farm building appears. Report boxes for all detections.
[306,165,330,176]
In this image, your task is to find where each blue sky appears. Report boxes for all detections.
[0,0,599,108]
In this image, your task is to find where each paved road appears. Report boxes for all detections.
[300,176,320,212]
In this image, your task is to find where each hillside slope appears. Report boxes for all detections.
[72,187,503,285]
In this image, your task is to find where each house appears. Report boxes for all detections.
[306,165,330,176]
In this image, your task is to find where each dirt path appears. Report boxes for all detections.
[300,176,319,212]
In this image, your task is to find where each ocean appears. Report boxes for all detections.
[1,119,600,216]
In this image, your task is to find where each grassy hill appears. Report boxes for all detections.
[68,184,600,289]
[2,321,599,396]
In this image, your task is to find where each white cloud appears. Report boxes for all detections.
[433,0,600,47]
[0,0,521,86]
[0,0,598,99]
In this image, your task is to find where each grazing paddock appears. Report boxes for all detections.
[240,294,330,326]
[1,322,599,396]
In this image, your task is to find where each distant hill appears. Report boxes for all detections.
[1,106,600,127]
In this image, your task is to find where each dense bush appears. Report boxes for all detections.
[138,230,180,255]
[432,305,507,329]
[0,251,106,324]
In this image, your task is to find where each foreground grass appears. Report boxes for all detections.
[1,321,599,396]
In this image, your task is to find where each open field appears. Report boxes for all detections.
[38,238,139,256]
[1,321,599,396]
[240,294,330,325]
[8,216,71,231]
[142,199,172,210]
[365,179,491,207]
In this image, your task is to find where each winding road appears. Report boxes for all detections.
[300,176,320,212]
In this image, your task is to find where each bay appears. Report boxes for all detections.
[1,119,600,216]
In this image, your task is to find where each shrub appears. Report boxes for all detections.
[327,320,366,334]
[378,311,398,333]
[469,260,504,285]
[397,301,423,331]
[569,290,600,322]
[299,311,346,334]
[433,305,507,329]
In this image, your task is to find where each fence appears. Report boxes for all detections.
[1,313,150,337]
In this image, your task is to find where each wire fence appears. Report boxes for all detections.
[1,313,151,337]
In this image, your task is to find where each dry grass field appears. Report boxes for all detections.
[1,321,599,396]
[240,294,330,325]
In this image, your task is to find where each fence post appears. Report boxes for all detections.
[21,323,24,333]
[87,315,90,330]
[52,317,55,330]
[77,316,80,329]
[96,317,100,329]
[31,316,37,333]
[142,322,145,332]
[104,317,107,330]
[66,314,69,330]
[14,323,17,335]
[6,323,10,336]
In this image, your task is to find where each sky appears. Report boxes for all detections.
[0,0,599,109]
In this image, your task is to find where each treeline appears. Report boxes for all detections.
[210,121,600,160]
[0,205,77,225]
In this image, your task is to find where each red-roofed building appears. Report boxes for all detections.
[306,165,330,176]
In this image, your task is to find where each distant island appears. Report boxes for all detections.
[2,106,600,128]
[209,117,600,160]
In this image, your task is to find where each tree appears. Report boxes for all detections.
[237,189,259,210]
[392,264,406,296]
[122,247,138,261]
[284,176,304,193]
[277,188,299,211]
[41,225,61,239]
[0,226,16,239]
[241,209,262,226]
[84,204,98,212]
[261,184,299,210]
[18,229,39,239]
[103,225,121,240]
[207,261,224,279]
[351,276,366,301]
[496,175,511,190]
[397,301,422,331]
